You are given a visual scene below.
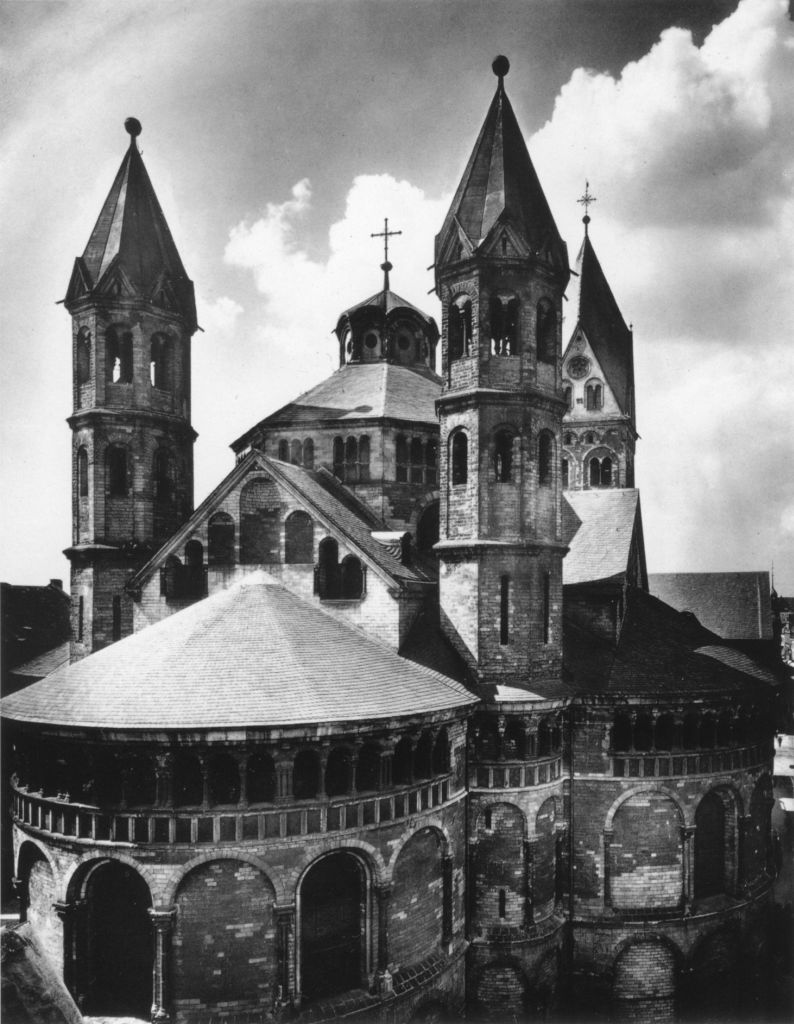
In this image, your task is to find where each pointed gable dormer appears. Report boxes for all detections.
[562,207,637,491]
[64,117,196,330]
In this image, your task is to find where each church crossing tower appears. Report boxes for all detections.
[63,118,197,658]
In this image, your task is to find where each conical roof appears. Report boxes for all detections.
[0,574,475,730]
[435,59,566,271]
[567,229,634,419]
[64,119,196,329]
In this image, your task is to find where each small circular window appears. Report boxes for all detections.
[567,355,590,379]
[364,332,378,349]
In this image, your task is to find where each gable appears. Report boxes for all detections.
[562,327,622,421]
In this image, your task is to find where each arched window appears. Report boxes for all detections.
[106,327,133,384]
[449,298,472,360]
[538,433,553,486]
[500,575,510,645]
[340,555,364,599]
[426,438,438,486]
[290,439,302,465]
[503,720,525,759]
[410,438,424,484]
[588,456,613,488]
[344,436,358,483]
[77,447,89,497]
[153,448,174,504]
[207,751,240,806]
[293,750,320,799]
[393,737,413,784]
[358,436,370,482]
[536,299,556,363]
[634,713,653,751]
[356,744,381,792]
[561,457,569,489]
[494,430,515,482]
[173,752,203,807]
[239,478,280,564]
[208,512,235,565]
[585,432,595,445]
[563,384,572,409]
[278,439,289,462]
[451,432,468,485]
[586,381,603,410]
[414,730,434,779]
[185,540,204,595]
[396,435,408,482]
[325,747,353,797]
[149,333,169,389]
[476,717,500,759]
[317,537,340,599]
[300,853,364,1001]
[537,719,553,757]
[489,295,504,355]
[612,713,632,752]
[433,729,450,774]
[285,510,313,564]
[302,438,315,470]
[76,328,91,384]
[333,436,344,478]
[247,751,276,804]
[106,445,128,496]
[565,433,575,446]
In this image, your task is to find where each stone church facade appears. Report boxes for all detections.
[1,59,780,1024]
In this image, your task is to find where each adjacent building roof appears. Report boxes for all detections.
[564,229,634,418]
[1,574,476,730]
[648,572,773,641]
[233,362,440,450]
[63,121,196,329]
[563,489,646,587]
[435,64,567,272]
[564,586,778,697]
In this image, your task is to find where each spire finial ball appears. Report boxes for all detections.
[125,117,142,138]
[492,55,510,79]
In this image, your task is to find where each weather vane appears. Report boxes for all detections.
[371,218,402,291]
[577,181,597,232]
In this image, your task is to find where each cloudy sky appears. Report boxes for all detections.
[2,0,793,593]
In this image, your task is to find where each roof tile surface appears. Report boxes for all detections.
[648,572,773,640]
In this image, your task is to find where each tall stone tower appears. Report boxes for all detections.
[63,118,197,659]
[434,59,572,1017]
[561,209,636,492]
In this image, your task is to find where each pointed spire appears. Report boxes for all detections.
[65,119,196,329]
[435,57,567,274]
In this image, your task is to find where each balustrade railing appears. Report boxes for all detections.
[11,775,454,846]
[612,743,768,779]
[469,754,563,790]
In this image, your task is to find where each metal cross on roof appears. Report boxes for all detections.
[577,182,597,232]
[371,218,402,290]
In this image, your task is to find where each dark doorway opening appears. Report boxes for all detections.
[301,853,365,1002]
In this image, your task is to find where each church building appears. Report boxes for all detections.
[1,58,780,1024]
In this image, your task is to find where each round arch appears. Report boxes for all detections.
[604,784,687,830]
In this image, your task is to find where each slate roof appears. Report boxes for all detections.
[563,489,643,586]
[233,363,440,450]
[435,70,567,270]
[128,451,429,591]
[648,572,773,641]
[64,124,196,328]
[0,575,475,730]
[564,230,634,417]
[564,587,778,697]
[339,288,436,323]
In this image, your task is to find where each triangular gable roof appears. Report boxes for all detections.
[563,489,646,588]
[647,572,773,641]
[65,130,196,328]
[128,451,428,593]
[564,231,634,418]
[232,362,440,450]
[1,575,476,730]
[435,75,567,274]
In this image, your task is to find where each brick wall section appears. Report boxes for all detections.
[610,793,682,909]
[533,798,557,919]
[472,962,526,1020]
[612,941,676,1024]
[391,829,444,971]
[173,859,277,1016]
[26,853,60,973]
[473,803,525,933]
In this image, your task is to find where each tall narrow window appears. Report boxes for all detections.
[278,439,289,462]
[489,295,504,355]
[112,596,121,641]
[538,433,553,486]
[449,299,472,360]
[77,596,84,642]
[498,889,506,918]
[601,456,612,486]
[451,432,468,485]
[585,382,603,410]
[543,572,551,644]
[302,438,315,470]
[333,437,344,479]
[106,446,128,497]
[149,334,169,389]
[536,299,556,363]
[494,430,514,482]
[500,575,510,645]
[344,436,358,483]
[358,435,370,482]
[396,435,408,482]
[285,510,313,564]
[290,439,302,465]
[340,555,364,599]
[425,438,438,486]
[410,438,424,484]
[563,384,572,409]
[106,327,133,384]
[561,457,569,489]
[76,328,91,384]
[208,512,235,564]
[78,447,89,497]
[317,537,340,599]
